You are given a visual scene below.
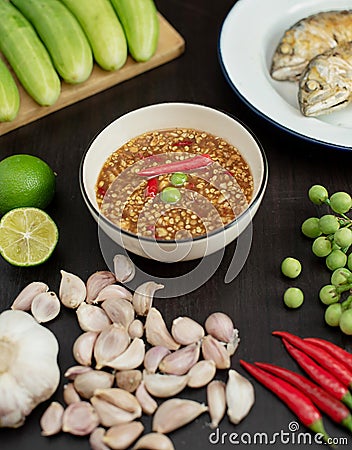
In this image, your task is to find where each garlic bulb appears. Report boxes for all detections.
[0,310,60,428]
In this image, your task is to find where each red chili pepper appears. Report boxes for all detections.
[97,186,106,197]
[145,178,158,198]
[273,331,352,388]
[281,339,352,410]
[255,362,352,433]
[138,155,213,178]
[174,140,193,146]
[240,360,331,442]
[304,337,352,373]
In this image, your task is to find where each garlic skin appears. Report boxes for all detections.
[143,370,188,398]
[159,343,200,376]
[90,427,110,450]
[115,370,142,393]
[106,338,145,371]
[201,335,231,369]
[152,399,208,434]
[145,308,180,351]
[31,291,61,323]
[76,302,111,332]
[73,331,99,366]
[207,380,226,429]
[59,270,86,309]
[187,360,216,388]
[62,401,99,436]
[135,381,158,416]
[171,317,204,345]
[0,310,60,428]
[94,324,130,370]
[113,254,136,283]
[226,369,255,425]
[11,281,49,311]
[103,421,144,450]
[86,271,116,304]
[95,285,133,303]
[144,346,171,374]
[133,433,175,450]
[40,401,64,436]
[132,282,164,316]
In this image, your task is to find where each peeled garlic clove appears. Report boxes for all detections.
[62,401,99,436]
[128,319,144,339]
[40,401,64,436]
[152,399,207,434]
[133,433,175,450]
[143,370,188,398]
[101,298,135,328]
[207,380,226,429]
[132,282,164,316]
[116,370,142,393]
[74,369,114,399]
[159,342,200,376]
[94,324,130,370]
[76,302,111,332]
[106,337,145,371]
[59,270,86,309]
[187,360,216,388]
[86,271,116,304]
[64,365,93,380]
[103,422,144,450]
[11,281,49,311]
[171,316,205,345]
[205,312,236,343]
[113,254,136,283]
[91,396,139,427]
[94,388,141,416]
[145,308,180,351]
[95,285,133,303]
[144,346,171,374]
[202,335,231,369]
[73,331,99,366]
[135,381,157,416]
[226,369,255,425]
[89,427,110,450]
[31,291,61,323]
[63,383,81,405]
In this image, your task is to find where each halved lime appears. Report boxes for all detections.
[0,207,58,266]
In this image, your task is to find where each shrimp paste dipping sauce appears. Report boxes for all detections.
[96,128,254,240]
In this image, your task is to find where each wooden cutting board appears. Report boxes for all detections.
[0,14,185,136]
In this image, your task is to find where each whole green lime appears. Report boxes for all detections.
[0,154,56,214]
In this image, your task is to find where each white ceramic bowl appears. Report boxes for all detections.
[79,102,268,261]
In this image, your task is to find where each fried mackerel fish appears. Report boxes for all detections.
[271,10,352,81]
[298,42,352,117]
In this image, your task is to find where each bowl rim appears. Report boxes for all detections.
[79,102,269,245]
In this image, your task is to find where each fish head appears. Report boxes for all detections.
[270,23,336,81]
[271,38,308,81]
[298,53,352,117]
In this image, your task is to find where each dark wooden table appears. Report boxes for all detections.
[1,1,352,449]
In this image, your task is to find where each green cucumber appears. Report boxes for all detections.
[0,0,60,106]
[0,58,20,122]
[110,0,159,62]
[11,0,93,84]
[61,0,127,71]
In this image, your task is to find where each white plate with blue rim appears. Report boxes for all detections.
[218,0,352,150]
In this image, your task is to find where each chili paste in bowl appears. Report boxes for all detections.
[80,103,267,261]
[96,128,254,241]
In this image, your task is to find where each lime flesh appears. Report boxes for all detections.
[0,207,58,266]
